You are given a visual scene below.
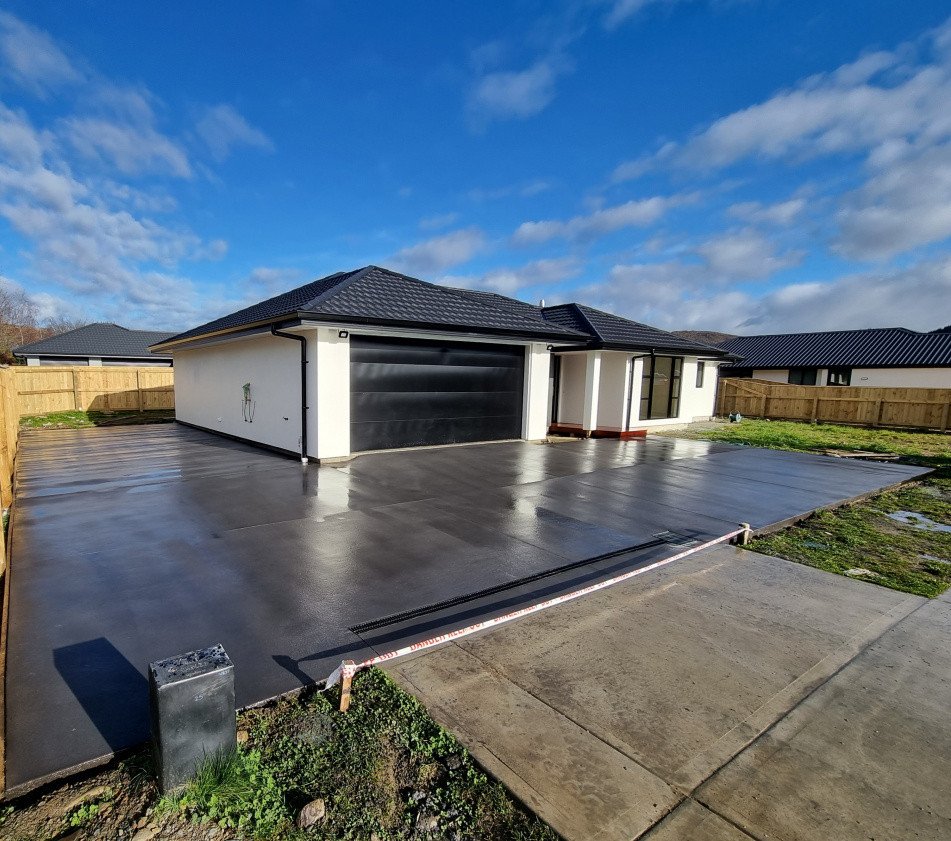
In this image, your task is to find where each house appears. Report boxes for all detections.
[14,323,175,367]
[719,328,951,388]
[151,266,732,461]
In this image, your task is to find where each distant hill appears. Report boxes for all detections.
[673,330,738,346]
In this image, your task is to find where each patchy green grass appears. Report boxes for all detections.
[657,419,951,596]
[1,668,558,841]
[20,409,173,429]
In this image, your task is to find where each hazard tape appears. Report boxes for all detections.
[325,526,747,689]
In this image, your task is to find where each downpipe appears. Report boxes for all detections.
[271,325,309,463]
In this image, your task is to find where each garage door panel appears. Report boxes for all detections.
[350,336,525,451]
[352,390,523,423]
[351,363,522,393]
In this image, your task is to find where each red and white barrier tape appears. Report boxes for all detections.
[325,526,746,688]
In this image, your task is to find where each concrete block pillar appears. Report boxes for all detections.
[582,351,602,433]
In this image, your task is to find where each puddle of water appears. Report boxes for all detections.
[885,510,951,533]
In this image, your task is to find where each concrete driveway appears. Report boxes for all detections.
[388,544,950,841]
[3,424,927,794]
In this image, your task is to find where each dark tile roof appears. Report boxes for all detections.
[158,266,589,347]
[542,303,730,356]
[14,323,175,359]
[720,328,951,369]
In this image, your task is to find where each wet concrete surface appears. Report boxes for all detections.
[5,425,927,793]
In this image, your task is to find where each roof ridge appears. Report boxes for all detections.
[301,266,373,310]
[567,303,602,341]
[386,269,584,335]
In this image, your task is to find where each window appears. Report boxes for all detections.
[788,367,818,385]
[696,361,705,389]
[827,367,851,386]
[638,356,683,421]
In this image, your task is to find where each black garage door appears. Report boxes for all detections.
[350,336,525,451]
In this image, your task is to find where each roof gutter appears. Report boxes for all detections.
[270,324,309,464]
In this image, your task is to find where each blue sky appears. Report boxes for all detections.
[0,1,950,335]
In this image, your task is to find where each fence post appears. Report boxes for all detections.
[72,369,81,411]
[759,393,767,418]
[811,395,819,423]
[941,401,950,433]
[136,369,143,412]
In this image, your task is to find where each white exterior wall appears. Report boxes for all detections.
[556,353,587,426]
[522,343,552,440]
[596,352,632,431]
[678,359,721,421]
[310,327,350,459]
[173,333,304,454]
[749,367,951,387]
[849,367,951,388]
[752,369,789,383]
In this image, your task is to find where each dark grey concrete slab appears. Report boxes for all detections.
[4,425,928,793]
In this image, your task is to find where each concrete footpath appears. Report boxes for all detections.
[386,545,951,841]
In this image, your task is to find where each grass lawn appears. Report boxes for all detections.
[0,669,557,841]
[656,419,951,597]
[20,409,174,429]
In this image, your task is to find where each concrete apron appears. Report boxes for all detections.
[385,545,949,841]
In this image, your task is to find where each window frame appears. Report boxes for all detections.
[826,367,852,386]
[788,367,818,386]
[696,360,705,389]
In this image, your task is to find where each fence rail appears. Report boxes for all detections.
[716,377,951,432]
[13,366,174,415]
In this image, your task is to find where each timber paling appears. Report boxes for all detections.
[716,377,951,432]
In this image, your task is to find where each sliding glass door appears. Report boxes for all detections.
[638,355,683,420]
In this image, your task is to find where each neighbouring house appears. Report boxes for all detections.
[719,328,951,388]
[14,323,175,367]
[151,266,733,461]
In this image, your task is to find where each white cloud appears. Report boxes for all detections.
[468,179,553,203]
[390,227,486,275]
[63,117,192,177]
[728,197,807,227]
[0,12,82,96]
[834,140,951,259]
[468,57,568,126]
[196,104,273,162]
[695,228,804,278]
[419,212,459,231]
[441,256,582,295]
[583,254,951,333]
[602,0,697,30]
[512,193,694,246]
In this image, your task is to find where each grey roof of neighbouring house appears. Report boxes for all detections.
[720,328,951,369]
[155,265,731,358]
[14,323,175,360]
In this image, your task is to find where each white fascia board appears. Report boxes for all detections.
[289,320,582,347]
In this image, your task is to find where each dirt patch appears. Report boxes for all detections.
[1,670,557,840]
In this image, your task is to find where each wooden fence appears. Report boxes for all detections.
[716,377,951,432]
[13,366,174,416]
